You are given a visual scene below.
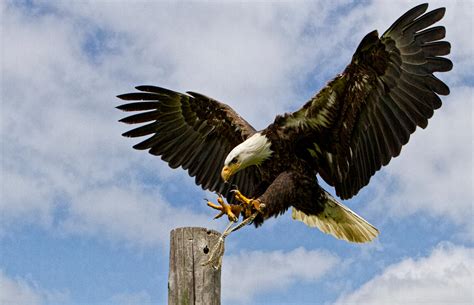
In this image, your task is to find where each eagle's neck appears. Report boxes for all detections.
[243,133,273,165]
[225,133,273,170]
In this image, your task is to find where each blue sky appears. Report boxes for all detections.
[1,1,472,304]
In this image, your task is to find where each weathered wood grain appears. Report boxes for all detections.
[168,227,221,305]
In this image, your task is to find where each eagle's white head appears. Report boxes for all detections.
[221,133,273,181]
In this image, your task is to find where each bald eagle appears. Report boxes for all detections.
[117,4,452,243]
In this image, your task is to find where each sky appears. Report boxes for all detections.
[0,0,473,304]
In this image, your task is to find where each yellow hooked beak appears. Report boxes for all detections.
[221,163,240,182]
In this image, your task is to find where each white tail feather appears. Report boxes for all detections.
[292,196,379,243]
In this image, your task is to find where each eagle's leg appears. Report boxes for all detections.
[204,193,265,270]
[231,189,265,217]
[206,196,242,222]
[202,210,259,270]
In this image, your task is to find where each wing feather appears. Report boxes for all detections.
[199,139,221,189]
[167,130,200,169]
[117,86,260,200]
[367,110,388,167]
[275,4,452,198]
[383,3,429,36]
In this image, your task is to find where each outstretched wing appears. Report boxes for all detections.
[276,3,452,199]
[117,85,260,202]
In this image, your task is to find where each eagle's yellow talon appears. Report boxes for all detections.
[231,190,265,217]
[232,189,252,205]
[206,201,222,210]
[206,197,241,222]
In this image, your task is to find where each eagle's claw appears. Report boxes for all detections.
[232,189,252,205]
[206,196,241,222]
[231,189,265,217]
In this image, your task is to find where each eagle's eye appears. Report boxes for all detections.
[230,157,238,164]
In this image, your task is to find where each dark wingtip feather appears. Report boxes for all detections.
[439,82,450,95]
[430,57,453,72]
[383,3,429,36]
[118,117,131,123]
[416,3,429,11]
[122,122,159,138]
[116,93,130,100]
[136,85,161,92]
[402,7,446,36]
[425,7,446,20]
[116,92,158,101]
[122,131,133,137]
[119,111,157,124]
[116,102,160,112]
[116,103,135,111]
[415,26,446,44]
[132,135,159,150]
[136,85,178,96]
[422,41,451,57]
[429,7,446,21]
[132,143,149,150]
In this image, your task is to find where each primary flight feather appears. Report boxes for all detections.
[117,3,452,243]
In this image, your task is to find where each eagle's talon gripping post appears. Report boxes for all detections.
[203,210,261,270]
[202,220,234,270]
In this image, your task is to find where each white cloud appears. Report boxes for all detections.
[334,243,474,305]
[0,270,69,305]
[222,247,339,303]
[59,184,215,247]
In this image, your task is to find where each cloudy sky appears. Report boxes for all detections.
[1,0,472,304]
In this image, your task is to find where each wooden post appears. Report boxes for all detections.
[168,227,221,305]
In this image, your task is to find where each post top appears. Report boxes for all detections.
[170,226,220,237]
